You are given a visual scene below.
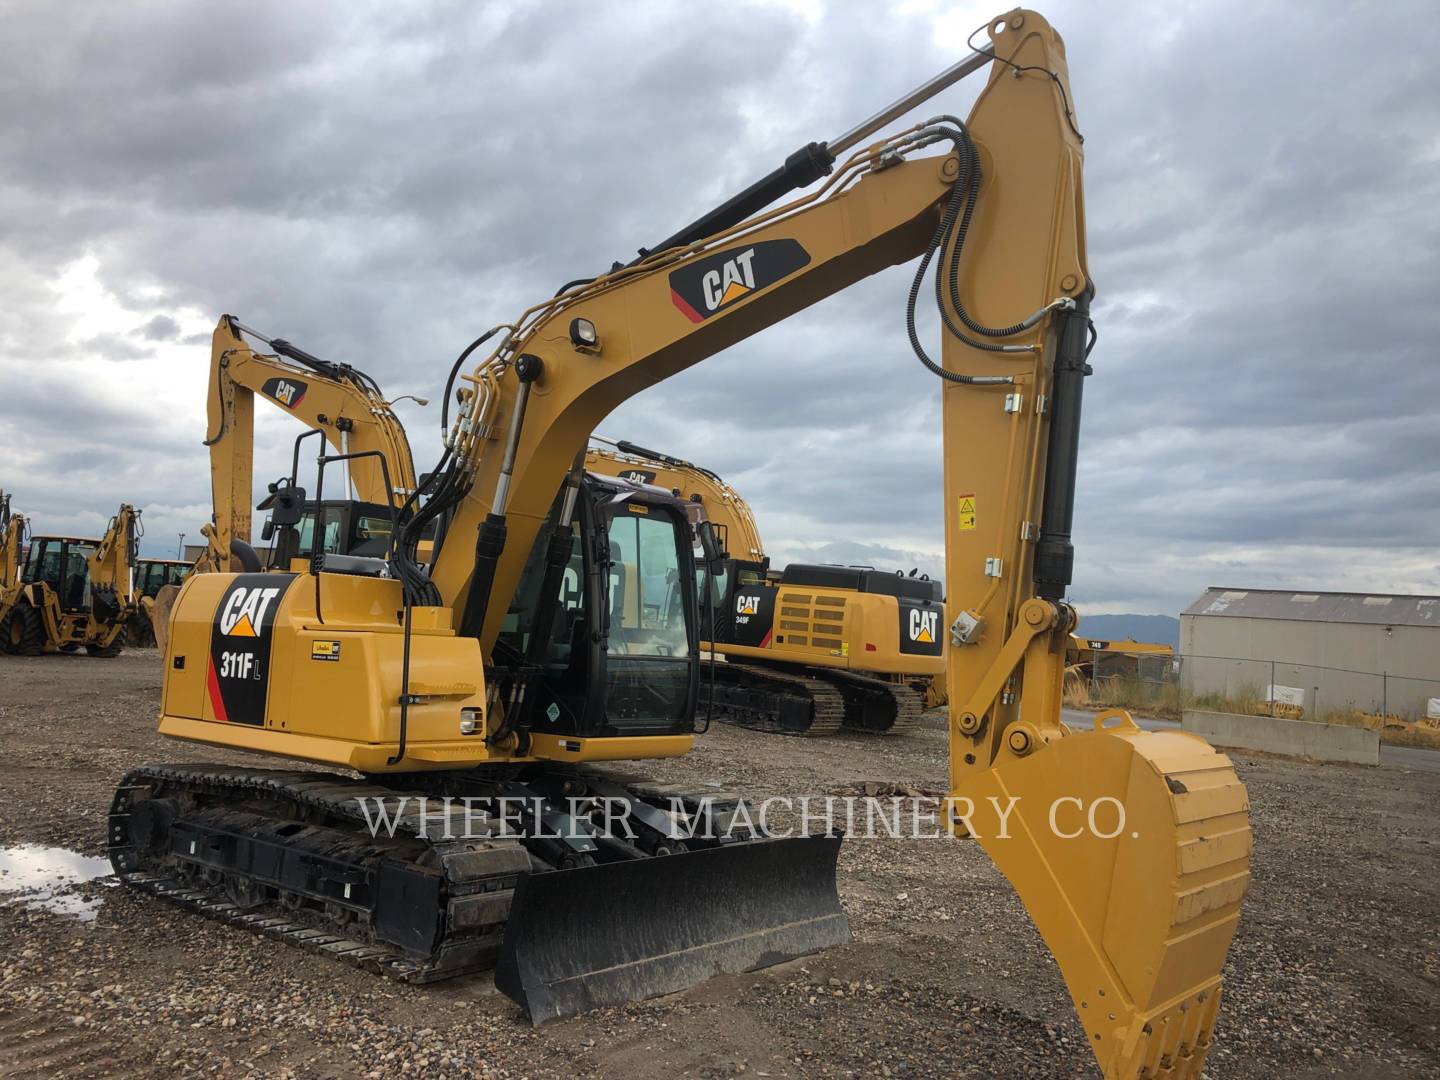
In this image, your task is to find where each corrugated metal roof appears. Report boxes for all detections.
[1182,587,1440,628]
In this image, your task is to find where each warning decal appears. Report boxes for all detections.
[958,495,976,531]
[311,640,342,662]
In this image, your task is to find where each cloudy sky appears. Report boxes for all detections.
[2,0,1437,617]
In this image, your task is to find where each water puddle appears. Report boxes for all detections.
[0,845,113,921]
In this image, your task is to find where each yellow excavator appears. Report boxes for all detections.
[586,440,941,733]
[195,314,419,575]
[152,316,427,652]
[1,500,141,657]
[1066,635,1174,692]
[109,14,1250,1076]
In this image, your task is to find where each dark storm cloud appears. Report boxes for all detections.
[140,315,180,341]
[2,0,1437,610]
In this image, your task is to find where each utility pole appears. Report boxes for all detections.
[177,532,186,559]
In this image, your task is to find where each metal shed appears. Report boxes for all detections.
[1180,587,1440,719]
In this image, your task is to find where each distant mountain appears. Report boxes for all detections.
[1074,614,1179,649]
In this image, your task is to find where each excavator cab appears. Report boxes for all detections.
[496,473,700,738]
[699,555,766,643]
[289,499,398,560]
[261,493,435,568]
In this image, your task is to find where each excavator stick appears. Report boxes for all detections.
[933,15,1253,1076]
[961,714,1250,1077]
[495,835,848,1024]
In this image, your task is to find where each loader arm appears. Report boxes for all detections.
[0,492,23,591]
[406,12,1247,1075]
[200,314,417,572]
[0,495,26,636]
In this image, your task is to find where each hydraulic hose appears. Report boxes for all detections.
[903,117,1077,383]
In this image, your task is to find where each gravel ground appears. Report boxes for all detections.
[0,650,1436,1078]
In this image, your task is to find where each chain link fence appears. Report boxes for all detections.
[1177,654,1440,722]
[1080,649,1440,724]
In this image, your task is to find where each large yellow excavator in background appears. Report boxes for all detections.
[586,440,941,733]
[1,500,141,657]
[110,14,1250,1076]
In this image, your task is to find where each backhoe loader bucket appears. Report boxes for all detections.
[152,584,181,656]
[964,711,1251,1079]
[495,834,848,1024]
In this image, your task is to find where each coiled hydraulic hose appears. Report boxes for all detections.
[903,116,1075,383]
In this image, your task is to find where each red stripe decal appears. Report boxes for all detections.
[759,629,773,650]
[206,661,230,723]
[671,289,704,323]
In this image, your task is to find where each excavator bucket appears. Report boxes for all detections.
[963,712,1251,1079]
[495,834,848,1024]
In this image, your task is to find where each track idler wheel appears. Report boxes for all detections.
[128,796,179,851]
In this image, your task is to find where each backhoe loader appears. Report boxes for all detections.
[129,558,192,646]
[110,13,1250,1076]
[1,503,141,657]
[586,440,941,734]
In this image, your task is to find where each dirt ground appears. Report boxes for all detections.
[0,650,1435,1079]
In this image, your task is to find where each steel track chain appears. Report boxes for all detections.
[702,660,846,736]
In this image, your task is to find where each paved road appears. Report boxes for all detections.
[1061,708,1440,774]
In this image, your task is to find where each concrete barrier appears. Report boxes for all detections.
[1182,709,1379,766]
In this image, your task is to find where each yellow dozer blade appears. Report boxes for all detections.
[495,835,850,1023]
[960,711,1250,1078]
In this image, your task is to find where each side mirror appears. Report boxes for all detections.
[270,487,306,528]
[696,521,726,571]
